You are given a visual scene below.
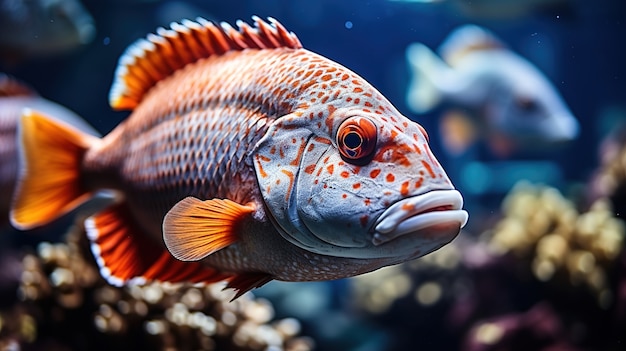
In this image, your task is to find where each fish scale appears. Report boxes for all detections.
[10,17,467,297]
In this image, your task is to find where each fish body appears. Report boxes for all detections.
[11,17,468,297]
[406,25,579,155]
[0,0,95,59]
[0,74,98,225]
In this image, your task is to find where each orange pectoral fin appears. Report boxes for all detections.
[163,197,256,262]
[87,203,229,286]
[11,110,98,230]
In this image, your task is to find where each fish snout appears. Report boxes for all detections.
[549,113,579,141]
[372,189,468,246]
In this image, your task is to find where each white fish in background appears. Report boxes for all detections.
[406,25,579,156]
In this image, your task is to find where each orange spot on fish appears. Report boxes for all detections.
[307,144,315,152]
[364,199,371,206]
[323,156,330,164]
[422,160,436,178]
[370,169,381,179]
[321,74,332,81]
[353,183,361,190]
[341,74,349,80]
[314,136,331,145]
[269,146,277,155]
[327,164,334,175]
[401,203,415,211]
[386,173,395,182]
[256,155,268,178]
[353,87,363,93]
[304,164,316,174]
[414,178,423,188]
[400,181,410,196]
[281,169,295,201]
[340,171,350,178]
[290,140,307,166]
[364,101,373,107]
[258,154,271,162]
[354,98,360,104]
[374,144,412,167]
[342,194,347,199]
[360,215,369,228]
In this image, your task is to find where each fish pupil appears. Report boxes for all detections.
[344,132,362,150]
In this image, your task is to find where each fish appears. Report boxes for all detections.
[406,25,579,156]
[10,16,468,298]
[0,73,99,226]
[0,0,95,61]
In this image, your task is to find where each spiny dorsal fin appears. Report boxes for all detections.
[0,73,37,97]
[438,25,504,67]
[109,16,302,110]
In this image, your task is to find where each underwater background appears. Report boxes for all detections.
[1,0,626,350]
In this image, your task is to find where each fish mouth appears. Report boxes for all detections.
[372,189,468,246]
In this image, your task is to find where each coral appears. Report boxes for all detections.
[487,182,624,309]
[1,221,314,351]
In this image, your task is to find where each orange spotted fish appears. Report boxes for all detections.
[0,73,98,226]
[10,17,468,297]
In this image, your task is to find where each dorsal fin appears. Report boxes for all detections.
[0,73,37,97]
[109,16,302,110]
[438,25,505,66]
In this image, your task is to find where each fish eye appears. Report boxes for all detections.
[515,96,538,112]
[337,117,377,164]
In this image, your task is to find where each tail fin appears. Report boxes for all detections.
[405,42,453,114]
[10,109,99,230]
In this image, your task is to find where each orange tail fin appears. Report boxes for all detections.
[10,109,99,230]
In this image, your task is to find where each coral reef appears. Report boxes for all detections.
[0,221,314,351]
[488,182,623,309]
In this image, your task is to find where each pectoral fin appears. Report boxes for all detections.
[163,197,256,262]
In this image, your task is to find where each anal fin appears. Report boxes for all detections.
[226,273,274,301]
[86,203,229,286]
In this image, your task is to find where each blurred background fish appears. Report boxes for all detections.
[0,0,96,62]
[406,25,579,157]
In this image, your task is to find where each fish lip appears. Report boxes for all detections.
[372,189,468,246]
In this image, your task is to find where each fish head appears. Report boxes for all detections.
[254,99,468,262]
[482,54,579,144]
